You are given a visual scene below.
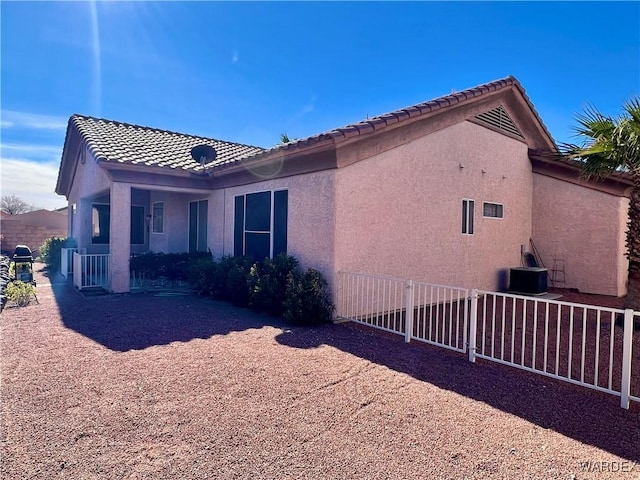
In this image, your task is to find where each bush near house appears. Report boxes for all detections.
[141,251,334,325]
[4,280,36,307]
[130,252,210,284]
[186,254,217,296]
[283,268,334,326]
[39,237,76,271]
[248,254,299,316]
[214,255,255,307]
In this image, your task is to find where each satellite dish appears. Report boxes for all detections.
[190,144,217,166]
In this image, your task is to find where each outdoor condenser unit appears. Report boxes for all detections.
[509,267,548,295]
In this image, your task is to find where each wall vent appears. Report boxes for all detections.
[473,106,524,139]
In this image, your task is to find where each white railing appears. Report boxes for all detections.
[337,272,468,352]
[471,290,633,408]
[72,252,110,290]
[338,272,407,336]
[410,281,468,353]
[61,248,86,279]
[337,272,638,409]
[631,313,640,404]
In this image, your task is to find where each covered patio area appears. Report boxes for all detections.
[63,185,213,292]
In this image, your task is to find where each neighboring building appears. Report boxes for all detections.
[0,209,68,256]
[55,76,631,297]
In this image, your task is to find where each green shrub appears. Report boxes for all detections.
[132,250,334,325]
[39,237,67,270]
[5,281,35,307]
[249,254,299,316]
[215,255,254,306]
[283,268,333,326]
[187,254,216,296]
[130,252,210,283]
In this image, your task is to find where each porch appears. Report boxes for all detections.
[66,184,213,293]
[60,248,109,291]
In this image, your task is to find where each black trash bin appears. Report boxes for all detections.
[12,245,35,285]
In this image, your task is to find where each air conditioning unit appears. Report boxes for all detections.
[509,267,548,294]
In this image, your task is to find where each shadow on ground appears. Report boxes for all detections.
[276,322,640,462]
[42,264,639,462]
[48,277,285,352]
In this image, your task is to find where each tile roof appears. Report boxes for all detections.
[69,115,264,172]
[219,75,557,171]
[64,76,555,180]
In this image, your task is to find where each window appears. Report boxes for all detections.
[91,204,145,244]
[462,199,474,235]
[92,204,110,244]
[483,202,504,219]
[189,200,208,253]
[152,202,164,233]
[234,190,288,260]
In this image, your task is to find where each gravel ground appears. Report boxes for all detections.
[1,265,639,479]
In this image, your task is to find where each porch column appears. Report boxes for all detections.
[110,182,131,293]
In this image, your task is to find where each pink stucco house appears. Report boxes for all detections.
[55,76,631,298]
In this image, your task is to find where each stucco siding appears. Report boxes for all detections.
[334,121,533,291]
[66,148,112,251]
[532,173,628,297]
[220,170,336,281]
[66,148,112,206]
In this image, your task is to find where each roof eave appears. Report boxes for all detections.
[212,135,336,177]
[529,150,633,196]
[55,117,82,198]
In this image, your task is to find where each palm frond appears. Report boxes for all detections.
[562,98,640,180]
[624,96,640,126]
[572,103,616,140]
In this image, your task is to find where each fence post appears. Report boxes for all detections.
[405,280,414,343]
[620,309,634,409]
[468,289,479,363]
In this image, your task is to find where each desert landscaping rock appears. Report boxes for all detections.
[1,265,639,479]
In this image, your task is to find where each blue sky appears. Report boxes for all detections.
[1,1,638,210]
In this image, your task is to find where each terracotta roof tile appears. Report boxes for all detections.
[356,122,375,135]
[66,76,556,179]
[69,115,264,172]
[216,76,553,171]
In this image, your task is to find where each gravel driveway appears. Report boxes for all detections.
[1,265,639,479]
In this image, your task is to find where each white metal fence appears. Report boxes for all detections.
[337,271,638,409]
[72,253,110,290]
[61,248,86,279]
[338,272,468,352]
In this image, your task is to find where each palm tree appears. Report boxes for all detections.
[562,97,640,309]
[279,133,293,144]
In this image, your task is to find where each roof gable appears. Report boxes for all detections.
[215,75,557,175]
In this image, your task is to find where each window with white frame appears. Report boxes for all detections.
[462,199,474,235]
[234,190,288,260]
[483,202,504,219]
[152,202,164,233]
